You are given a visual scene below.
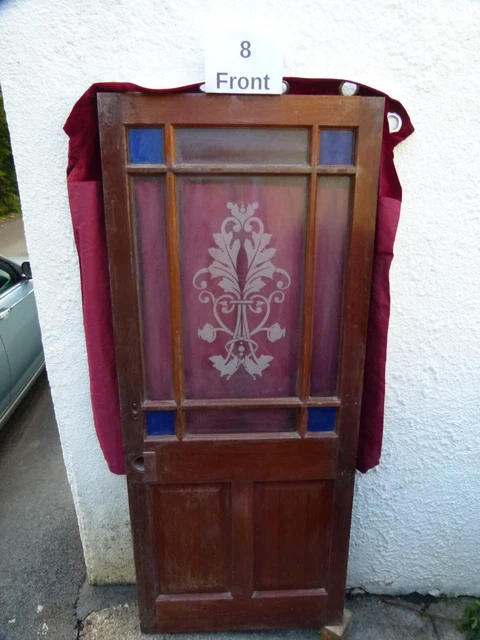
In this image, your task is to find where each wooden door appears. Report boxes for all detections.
[98,92,384,633]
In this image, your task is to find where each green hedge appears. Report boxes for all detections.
[0,88,21,218]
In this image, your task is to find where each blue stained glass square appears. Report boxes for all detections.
[146,411,175,436]
[320,130,354,165]
[308,407,336,432]
[128,128,164,164]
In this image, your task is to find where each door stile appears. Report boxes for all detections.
[325,97,385,621]
[98,92,158,631]
[298,124,320,437]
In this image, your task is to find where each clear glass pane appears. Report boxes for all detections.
[186,409,297,434]
[132,178,173,400]
[175,128,309,165]
[308,407,336,432]
[129,128,164,164]
[310,176,351,396]
[179,176,307,399]
[146,411,175,435]
[319,130,354,165]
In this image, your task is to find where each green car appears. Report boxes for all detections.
[0,255,44,429]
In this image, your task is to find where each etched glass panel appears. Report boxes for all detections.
[307,407,336,432]
[186,409,297,434]
[319,130,354,165]
[132,178,173,400]
[175,128,309,165]
[310,176,351,396]
[146,411,175,436]
[129,128,164,164]
[179,176,307,399]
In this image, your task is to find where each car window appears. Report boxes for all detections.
[0,261,20,296]
[0,267,13,295]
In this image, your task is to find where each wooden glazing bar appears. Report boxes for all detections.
[142,400,178,411]
[184,432,302,442]
[298,124,320,437]
[171,164,311,174]
[306,397,341,407]
[141,397,341,411]
[182,397,303,409]
[316,165,356,175]
[164,124,186,440]
[127,164,168,174]
[141,396,341,412]
[127,164,313,175]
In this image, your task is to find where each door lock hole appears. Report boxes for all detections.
[133,456,145,473]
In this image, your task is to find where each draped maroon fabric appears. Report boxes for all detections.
[64,79,413,474]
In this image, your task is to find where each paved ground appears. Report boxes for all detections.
[0,215,28,257]
[0,373,85,640]
[0,374,135,640]
[79,595,472,639]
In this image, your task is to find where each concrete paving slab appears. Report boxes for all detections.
[79,603,320,640]
[345,596,436,639]
[427,597,474,640]
[79,595,469,640]
[427,596,474,619]
[76,579,137,622]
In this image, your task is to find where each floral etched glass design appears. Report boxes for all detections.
[179,176,307,399]
[193,202,291,380]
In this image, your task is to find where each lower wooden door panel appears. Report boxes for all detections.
[150,480,334,632]
[154,594,329,632]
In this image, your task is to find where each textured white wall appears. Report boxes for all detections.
[1,0,479,594]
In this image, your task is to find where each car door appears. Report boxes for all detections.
[0,261,12,417]
[0,258,43,405]
[98,92,383,633]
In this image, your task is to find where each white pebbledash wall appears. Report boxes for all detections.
[1,0,479,595]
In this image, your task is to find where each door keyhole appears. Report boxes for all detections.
[133,456,145,473]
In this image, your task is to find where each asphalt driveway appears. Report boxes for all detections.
[0,373,85,639]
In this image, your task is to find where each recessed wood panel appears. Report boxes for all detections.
[147,437,338,484]
[254,481,333,591]
[152,484,231,594]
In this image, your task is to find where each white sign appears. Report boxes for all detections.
[204,28,283,95]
